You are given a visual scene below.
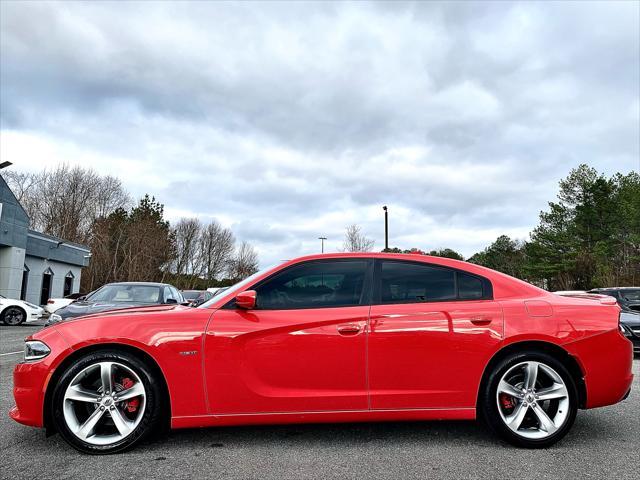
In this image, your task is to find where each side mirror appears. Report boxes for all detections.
[165,298,178,304]
[235,290,257,309]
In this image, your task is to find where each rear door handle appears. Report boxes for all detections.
[470,316,492,325]
[337,324,362,335]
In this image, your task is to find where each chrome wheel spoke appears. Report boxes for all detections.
[498,380,524,399]
[100,362,114,394]
[65,385,100,403]
[524,362,539,390]
[117,382,144,401]
[532,405,558,434]
[76,407,105,440]
[537,383,568,401]
[109,407,134,437]
[505,403,528,431]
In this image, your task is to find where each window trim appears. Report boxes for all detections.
[223,258,375,310]
[373,259,493,305]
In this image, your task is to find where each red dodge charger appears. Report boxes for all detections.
[10,253,634,453]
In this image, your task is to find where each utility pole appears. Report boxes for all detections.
[383,206,389,251]
[318,236,327,253]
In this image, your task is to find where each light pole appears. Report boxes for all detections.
[318,236,327,253]
[383,206,389,251]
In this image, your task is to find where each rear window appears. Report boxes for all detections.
[620,290,640,302]
[381,262,456,303]
[379,261,492,304]
[458,272,484,299]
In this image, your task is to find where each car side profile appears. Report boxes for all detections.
[10,253,633,454]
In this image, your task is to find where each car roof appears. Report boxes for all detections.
[590,287,639,291]
[106,282,170,287]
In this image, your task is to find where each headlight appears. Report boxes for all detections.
[47,313,62,325]
[24,340,50,362]
[24,301,39,309]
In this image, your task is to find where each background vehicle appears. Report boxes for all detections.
[11,253,633,454]
[44,293,86,314]
[206,287,229,296]
[0,295,44,325]
[181,290,214,307]
[46,282,185,325]
[619,311,640,354]
[587,287,640,313]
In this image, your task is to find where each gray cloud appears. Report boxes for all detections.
[1,1,638,266]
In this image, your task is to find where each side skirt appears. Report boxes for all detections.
[171,407,476,429]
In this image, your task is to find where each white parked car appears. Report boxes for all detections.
[0,295,44,326]
[44,292,85,314]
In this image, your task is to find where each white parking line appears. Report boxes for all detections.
[0,351,22,356]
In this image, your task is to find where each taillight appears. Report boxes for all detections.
[47,299,54,304]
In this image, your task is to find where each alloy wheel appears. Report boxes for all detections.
[496,361,570,440]
[62,361,147,446]
[3,307,25,325]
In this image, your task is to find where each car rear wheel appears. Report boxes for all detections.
[1,306,26,325]
[480,351,578,448]
[51,350,163,454]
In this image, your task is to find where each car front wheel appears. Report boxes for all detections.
[480,351,578,448]
[51,350,163,454]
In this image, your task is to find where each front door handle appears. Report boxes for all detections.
[337,324,362,335]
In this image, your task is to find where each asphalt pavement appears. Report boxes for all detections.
[1,321,638,480]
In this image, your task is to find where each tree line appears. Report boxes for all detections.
[344,165,639,290]
[3,164,259,292]
[5,163,637,294]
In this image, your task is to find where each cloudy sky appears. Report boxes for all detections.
[1,1,639,266]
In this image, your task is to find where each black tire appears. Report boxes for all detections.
[1,306,26,326]
[479,350,578,448]
[51,350,164,454]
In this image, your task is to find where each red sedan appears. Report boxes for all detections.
[10,253,633,453]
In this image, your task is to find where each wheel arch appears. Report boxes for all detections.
[477,340,587,410]
[43,342,171,434]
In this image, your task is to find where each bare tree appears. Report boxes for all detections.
[3,164,129,244]
[342,224,375,252]
[200,221,235,282]
[1,170,41,221]
[228,241,259,281]
[173,218,202,278]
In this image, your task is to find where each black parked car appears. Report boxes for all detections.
[619,311,640,354]
[587,287,640,313]
[46,282,186,326]
[181,289,214,307]
[588,288,640,355]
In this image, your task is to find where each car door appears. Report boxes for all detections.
[368,259,503,410]
[204,258,373,414]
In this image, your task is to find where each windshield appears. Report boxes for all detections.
[182,291,201,301]
[198,263,281,308]
[86,284,162,303]
[621,289,640,302]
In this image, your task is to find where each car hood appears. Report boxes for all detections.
[54,301,167,320]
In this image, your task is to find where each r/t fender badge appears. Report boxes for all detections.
[179,350,198,356]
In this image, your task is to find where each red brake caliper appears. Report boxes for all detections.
[500,393,516,411]
[121,377,140,413]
